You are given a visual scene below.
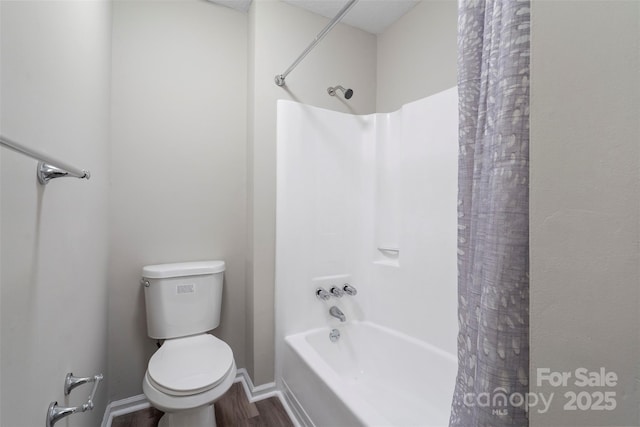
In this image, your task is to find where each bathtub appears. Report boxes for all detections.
[281,321,457,427]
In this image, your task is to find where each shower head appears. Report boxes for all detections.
[328,85,354,100]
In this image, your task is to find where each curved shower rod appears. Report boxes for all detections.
[275,0,359,87]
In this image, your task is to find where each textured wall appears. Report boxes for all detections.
[530,1,640,425]
[0,1,111,425]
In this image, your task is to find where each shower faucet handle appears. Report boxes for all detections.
[343,284,357,296]
[316,287,331,301]
[330,286,345,297]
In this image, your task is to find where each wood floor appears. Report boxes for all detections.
[111,383,294,427]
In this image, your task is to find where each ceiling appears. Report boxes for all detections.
[208,0,253,13]
[282,0,419,34]
[208,0,420,35]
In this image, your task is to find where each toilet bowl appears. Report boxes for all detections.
[141,261,235,427]
[142,334,236,426]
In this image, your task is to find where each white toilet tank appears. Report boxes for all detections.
[142,260,225,339]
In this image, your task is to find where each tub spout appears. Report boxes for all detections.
[329,306,346,322]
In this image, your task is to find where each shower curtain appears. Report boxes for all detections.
[449,1,530,427]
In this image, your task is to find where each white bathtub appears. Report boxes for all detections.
[281,321,457,427]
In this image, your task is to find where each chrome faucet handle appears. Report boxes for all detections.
[316,287,331,301]
[330,286,345,297]
[343,284,357,296]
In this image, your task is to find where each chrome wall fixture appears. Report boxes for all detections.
[330,286,345,298]
[327,85,354,99]
[329,306,346,322]
[316,287,332,300]
[46,373,103,427]
[315,284,357,300]
[0,135,90,185]
[274,0,358,87]
[342,283,357,296]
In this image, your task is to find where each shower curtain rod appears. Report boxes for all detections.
[0,135,90,185]
[275,0,359,87]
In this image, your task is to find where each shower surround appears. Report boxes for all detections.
[275,87,458,426]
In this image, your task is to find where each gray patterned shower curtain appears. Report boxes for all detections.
[449,1,530,426]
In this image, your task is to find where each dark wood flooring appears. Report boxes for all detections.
[111,383,294,427]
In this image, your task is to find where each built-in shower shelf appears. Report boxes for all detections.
[377,247,399,253]
[375,246,399,268]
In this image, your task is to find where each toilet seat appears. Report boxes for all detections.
[147,334,234,397]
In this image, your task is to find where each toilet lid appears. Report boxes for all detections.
[148,334,234,395]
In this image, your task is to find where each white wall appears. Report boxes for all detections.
[0,1,111,425]
[275,88,459,386]
[530,1,640,425]
[108,0,248,400]
[373,4,459,352]
[376,0,457,113]
[247,0,377,384]
[367,89,458,353]
[275,101,376,352]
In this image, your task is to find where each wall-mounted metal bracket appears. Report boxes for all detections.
[0,136,91,186]
[37,162,90,185]
[46,373,103,427]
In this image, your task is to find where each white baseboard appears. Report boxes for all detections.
[234,368,277,402]
[100,394,150,427]
[235,368,301,427]
[101,369,299,427]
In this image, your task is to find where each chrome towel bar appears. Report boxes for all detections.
[0,135,90,185]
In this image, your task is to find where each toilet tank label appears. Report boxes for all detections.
[176,283,195,294]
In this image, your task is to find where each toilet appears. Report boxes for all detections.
[141,260,236,427]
